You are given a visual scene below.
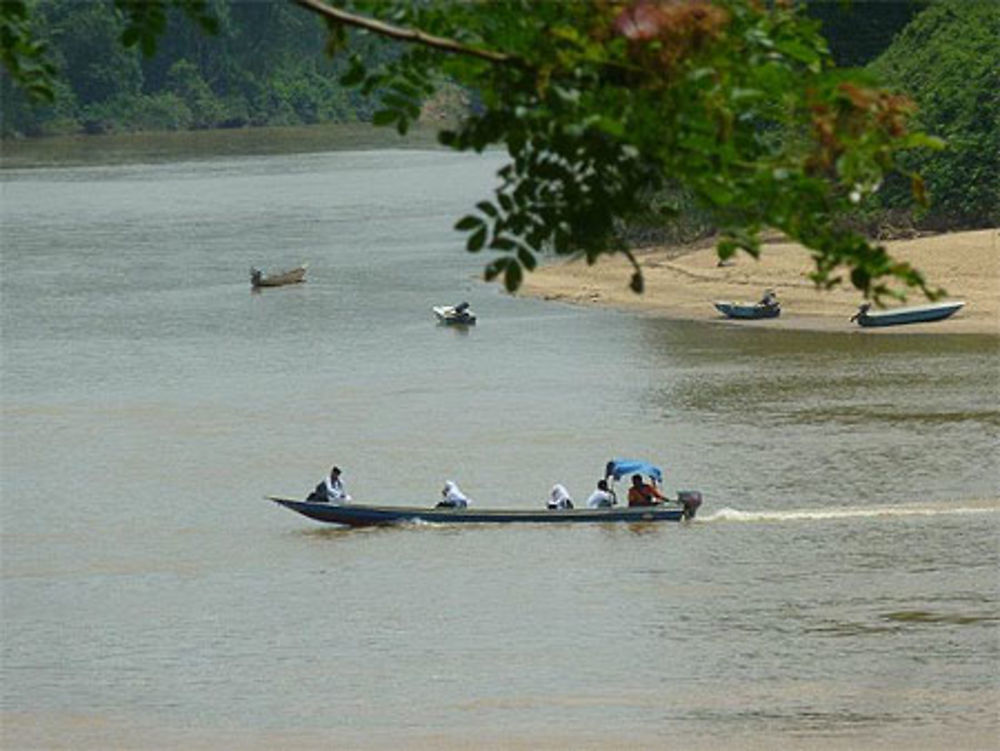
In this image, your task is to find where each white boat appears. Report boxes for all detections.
[433,301,477,325]
[850,301,964,327]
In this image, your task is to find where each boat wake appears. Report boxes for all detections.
[700,500,999,524]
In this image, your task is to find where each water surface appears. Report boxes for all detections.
[2,143,997,749]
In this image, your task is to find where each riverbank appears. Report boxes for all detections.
[520,229,999,335]
[0,122,446,169]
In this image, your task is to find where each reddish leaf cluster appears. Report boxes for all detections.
[808,82,914,174]
[609,0,730,76]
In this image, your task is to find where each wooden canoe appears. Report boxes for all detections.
[251,265,307,288]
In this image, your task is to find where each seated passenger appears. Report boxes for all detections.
[627,473,665,507]
[759,289,778,307]
[546,484,574,509]
[437,480,470,508]
[308,465,351,504]
[586,479,615,508]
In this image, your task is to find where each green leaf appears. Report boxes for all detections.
[467,226,487,252]
[455,215,484,232]
[504,260,523,292]
[516,247,537,271]
[340,58,366,87]
[372,109,397,127]
[629,271,644,294]
[476,201,498,218]
[484,257,509,281]
[490,236,517,251]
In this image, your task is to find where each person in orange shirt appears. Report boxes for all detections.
[627,473,665,507]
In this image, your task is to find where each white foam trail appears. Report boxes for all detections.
[700,501,999,523]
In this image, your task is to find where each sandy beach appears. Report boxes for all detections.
[520,229,999,335]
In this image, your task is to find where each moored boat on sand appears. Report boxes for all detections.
[850,300,964,327]
[713,300,781,319]
[714,290,780,319]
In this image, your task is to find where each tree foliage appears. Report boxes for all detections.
[1,0,362,134]
[868,0,1000,230]
[305,0,943,300]
[3,0,971,303]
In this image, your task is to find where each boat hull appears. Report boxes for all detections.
[251,266,307,288]
[433,306,476,325]
[270,497,689,526]
[854,301,964,327]
[714,302,780,319]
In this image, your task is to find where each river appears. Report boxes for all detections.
[1,133,997,750]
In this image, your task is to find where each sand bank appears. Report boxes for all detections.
[520,229,999,335]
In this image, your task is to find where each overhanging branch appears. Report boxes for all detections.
[292,0,523,66]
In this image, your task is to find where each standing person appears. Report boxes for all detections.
[586,479,615,508]
[627,473,665,507]
[546,484,574,509]
[437,480,470,508]
[308,466,351,504]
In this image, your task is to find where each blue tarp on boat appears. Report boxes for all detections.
[605,459,663,484]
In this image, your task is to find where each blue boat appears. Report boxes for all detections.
[850,301,965,327]
[271,458,702,527]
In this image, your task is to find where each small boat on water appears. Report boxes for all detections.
[251,264,307,288]
[433,301,477,325]
[714,290,780,320]
[270,459,702,528]
[849,300,964,327]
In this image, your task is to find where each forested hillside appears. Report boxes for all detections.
[1,0,384,136]
[868,1,1000,229]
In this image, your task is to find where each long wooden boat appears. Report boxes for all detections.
[714,300,780,320]
[251,264,307,288]
[850,300,964,327]
[269,497,694,527]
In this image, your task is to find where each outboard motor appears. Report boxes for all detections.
[678,490,703,519]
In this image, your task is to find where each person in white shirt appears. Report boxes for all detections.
[586,479,615,508]
[324,466,351,503]
[547,484,574,509]
[308,466,351,504]
[437,480,470,508]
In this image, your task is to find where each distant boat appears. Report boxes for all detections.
[433,301,477,325]
[714,291,780,320]
[251,264,307,288]
[850,301,965,327]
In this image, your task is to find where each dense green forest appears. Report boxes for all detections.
[868,1,1000,229]
[1,0,996,233]
[0,0,383,136]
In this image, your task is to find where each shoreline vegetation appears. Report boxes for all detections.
[0,122,447,169]
[519,229,1000,336]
